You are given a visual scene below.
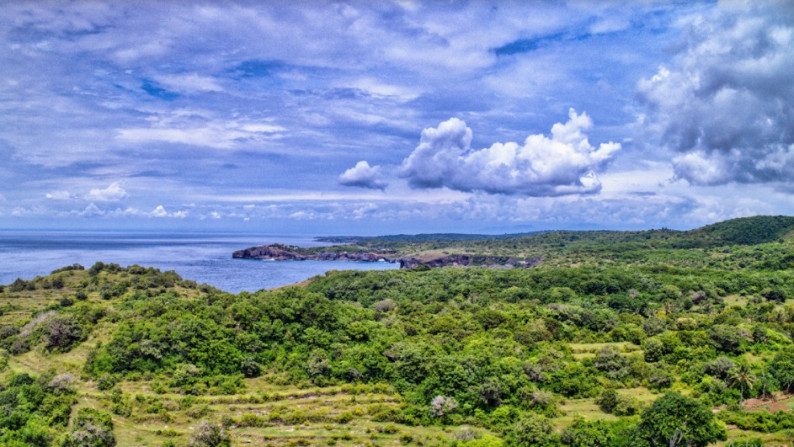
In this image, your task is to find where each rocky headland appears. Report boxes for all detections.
[232,244,540,269]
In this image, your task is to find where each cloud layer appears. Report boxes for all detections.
[637,2,794,186]
[1,2,793,233]
[399,110,620,196]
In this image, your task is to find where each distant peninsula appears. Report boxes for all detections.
[234,215,794,270]
[232,243,540,269]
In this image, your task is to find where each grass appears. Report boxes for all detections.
[568,341,642,360]
[91,377,471,446]
[1,270,792,446]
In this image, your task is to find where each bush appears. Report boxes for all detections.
[97,373,117,391]
[46,317,83,351]
[373,299,397,312]
[240,357,261,378]
[596,389,620,414]
[509,414,555,446]
[61,408,116,447]
[429,395,459,419]
[642,338,664,363]
[188,421,230,447]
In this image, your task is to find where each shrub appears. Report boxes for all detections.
[429,395,459,418]
[240,357,261,378]
[509,414,555,446]
[373,299,397,312]
[188,421,230,447]
[62,408,116,447]
[96,373,117,391]
[46,317,83,351]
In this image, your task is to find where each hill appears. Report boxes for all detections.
[2,216,794,445]
[255,215,794,269]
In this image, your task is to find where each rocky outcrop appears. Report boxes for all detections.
[397,255,541,269]
[232,245,393,263]
[233,244,541,270]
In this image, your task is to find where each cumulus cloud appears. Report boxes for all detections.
[339,161,387,190]
[85,182,127,201]
[77,203,103,217]
[151,205,169,217]
[150,205,188,218]
[399,109,620,196]
[637,3,794,185]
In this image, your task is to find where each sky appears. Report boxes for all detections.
[1,0,793,235]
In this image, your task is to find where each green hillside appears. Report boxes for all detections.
[1,217,794,446]
[304,215,794,268]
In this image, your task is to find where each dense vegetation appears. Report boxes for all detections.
[0,216,793,445]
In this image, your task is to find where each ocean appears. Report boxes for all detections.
[0,231,398,293]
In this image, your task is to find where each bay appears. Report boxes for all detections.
[0,231,398,293]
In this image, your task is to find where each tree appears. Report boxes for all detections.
[768,351,794,393]
[636,392,726,447]
[429,395,458,419]
[643,338,664,363]
[510,414,556,446]
[728,362,756,403]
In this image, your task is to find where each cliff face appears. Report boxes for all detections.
[233,245,540,270]
[397,255,541,269]
[232,245,393,263]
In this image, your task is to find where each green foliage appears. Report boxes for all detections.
[508,414,556,446]
[636,392,726,447]
[596,389,640,416]
[0,372,78,446]
[560,418,637,447]
[5,216,794,446]
[188,421,230,447]
[718,409,794,433]
[59,408,115,447]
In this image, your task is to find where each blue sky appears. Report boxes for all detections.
[1,1,793,235]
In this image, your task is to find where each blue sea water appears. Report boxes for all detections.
[0,231,398,293]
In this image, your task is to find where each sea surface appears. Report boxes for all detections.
[0,231,398,293]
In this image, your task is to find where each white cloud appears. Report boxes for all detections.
[239,123,286,133]
[85,182,127,201]
[150,205,188,218]
[153,73,224,94]
[45,190,73,200]
[151,205,168,217]
[637,3,794,185]
[399,109,620,196]
[116,114,285,149]
[339,161,387,190]
[343,78,421,101]
[77,203,103,217]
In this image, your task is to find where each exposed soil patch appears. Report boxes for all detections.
[741,392,794,412]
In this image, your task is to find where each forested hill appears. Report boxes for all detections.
[300,215,794,265]
[688,215,794,245]
[324,215,794,249]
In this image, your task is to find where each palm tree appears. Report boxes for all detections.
[729,362,757,404]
